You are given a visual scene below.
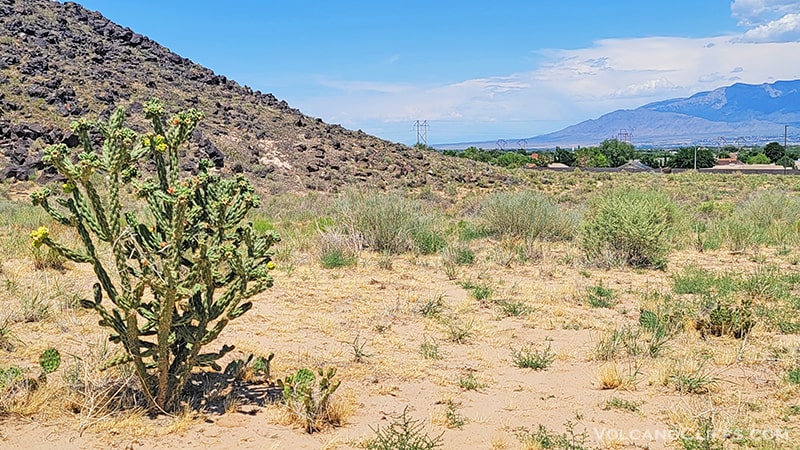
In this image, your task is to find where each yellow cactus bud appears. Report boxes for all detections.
[30,226,49,248]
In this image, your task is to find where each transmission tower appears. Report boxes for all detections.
[617,129,632,145]
[414,120,429,146]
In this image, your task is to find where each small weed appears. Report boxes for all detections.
[597,363,638,390]
[419,293,446,318]
[786,366,800,385]
[320,248,357,269]
[511,343,555,370]
[586,281,616,308]
[601,397,640,412]
[0,318,18,352]
[443,243,475,265]
[350,333,372,363]
[366,406,444,450]
[446,319,474,344]
[377,252,393,270]
[675,415,723,450]
[593,326,642,360]
[668,361,716,394]
[458,372,486,391]
[472,285,492,303]
[514,420,590,450]
[420,337,443,360]
[32,246,67,271]
[497,299,534,317]
[442,399,466,429]
[19,293,50,323]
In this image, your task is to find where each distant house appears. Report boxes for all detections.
[715,158,740,166]
[618,160,655,172]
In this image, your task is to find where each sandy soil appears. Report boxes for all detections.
[2,243,800,449]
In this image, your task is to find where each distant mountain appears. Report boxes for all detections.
[438,80,800,150]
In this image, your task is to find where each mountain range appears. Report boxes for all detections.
[0,0,513,191]
[438,80,800,150]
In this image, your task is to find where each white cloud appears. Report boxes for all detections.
[296,31,800,143]
[740,12,800,42]
[731,0,800,26]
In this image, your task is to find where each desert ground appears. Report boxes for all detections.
[3,172,800,450]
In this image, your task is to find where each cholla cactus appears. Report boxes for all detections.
[31,99,279,411]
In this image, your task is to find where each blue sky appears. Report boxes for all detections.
[67,1,800,145]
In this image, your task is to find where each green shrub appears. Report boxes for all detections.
[586,281,616,308]
[480,191,577,241]
[367,406,444,450]
[442,243,475,265]
[514,421,590,450]
[746,153,771,164]
[672,266,736,296]
[581,188,680,269]
[334,192,445,254]
[511,343,555,370]
[320,248,357,269]
[31,100,279,411]
[318,229,359,268]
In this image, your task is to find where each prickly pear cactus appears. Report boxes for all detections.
[31,99,279,411]
[38,348,61,375]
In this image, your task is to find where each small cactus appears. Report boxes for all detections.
[39,348,61,375]
[278,366,340,433]
[252,353,274,378]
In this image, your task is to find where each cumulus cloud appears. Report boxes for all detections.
[294,3,800,144]
[731,0,799,25]
[740,12,800,42]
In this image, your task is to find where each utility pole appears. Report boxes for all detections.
[786,125,789,151]
[414,120,428,147]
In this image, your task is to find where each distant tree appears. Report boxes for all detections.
[639,152,663,169]
[554,147,576,166]
[721,145,738,155]
[575,147,609,167]
[787,147,800,160]
[668,147,715,169]
[598,138,635,167]
[496,151,532,169]
[746,153,771,164]
[764,141,785,163]
[716,150,731,159]
[736,148,756,163]
[777,155,795,171]
[413,142,436,152]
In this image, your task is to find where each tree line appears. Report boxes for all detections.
[440,139,798,170]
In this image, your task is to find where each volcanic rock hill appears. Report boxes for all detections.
[0,0,510,191]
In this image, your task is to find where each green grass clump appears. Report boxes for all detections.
[367,406,444,450]
[511,343,555,370]
[601,397,640,412]
[480,190,577,241]
[319,248,357,269]
[334,191,446,254]
[514,421,590,450]
[581,187,680,269]
[586,281,616,308]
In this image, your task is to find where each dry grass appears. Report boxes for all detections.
[4,173,800,448]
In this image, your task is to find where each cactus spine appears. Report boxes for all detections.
[32,99,279,411]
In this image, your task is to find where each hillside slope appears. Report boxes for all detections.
[0,0,511,191]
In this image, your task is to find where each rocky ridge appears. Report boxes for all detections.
[0,0,510,191]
